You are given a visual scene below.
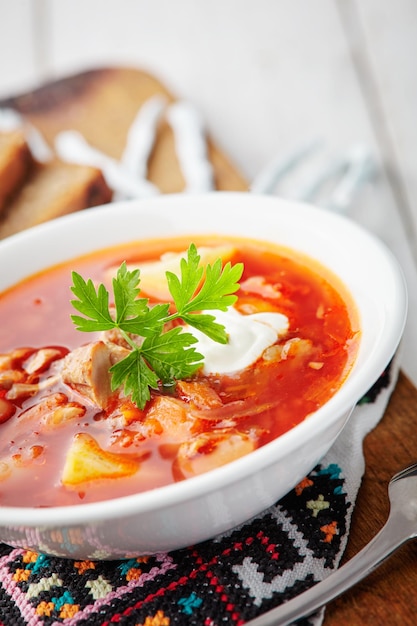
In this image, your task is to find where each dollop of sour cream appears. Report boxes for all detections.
[188,307,289,375]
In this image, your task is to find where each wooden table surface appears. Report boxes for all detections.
[324,371,417,625]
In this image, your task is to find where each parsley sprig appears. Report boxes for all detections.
[70,243,243,408]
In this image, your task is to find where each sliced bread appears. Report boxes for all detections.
[0,130,34,216]
[0,159,112,239]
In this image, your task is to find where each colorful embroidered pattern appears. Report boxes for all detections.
[0,363,393,626]
[0,464,349,626]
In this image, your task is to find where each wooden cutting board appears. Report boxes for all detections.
[1,67,416,624]
[0,67,248,194]
[324,370,417,626]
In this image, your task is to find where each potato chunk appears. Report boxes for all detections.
[62,433,139,487]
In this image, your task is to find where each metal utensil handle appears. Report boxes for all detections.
[245,513,409,626]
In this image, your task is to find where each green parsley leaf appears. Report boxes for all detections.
[118,302,170,337]
[180,312,228,343]
[70,243,244,409]
[141,327,203,383]
[110,349,159,409]
[166,243,244,316]
[70,272,114,331]
[112,262,146,323]
[165,243,204,309]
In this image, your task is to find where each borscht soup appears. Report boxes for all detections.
[0,235,359,507]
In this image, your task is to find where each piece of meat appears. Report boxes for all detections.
[145,395,195,442]
[18,392,85,427]
[176,379,223,409]
[61,341,112,408]
[23,347,66,374]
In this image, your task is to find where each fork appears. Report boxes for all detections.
[245,462,417,625]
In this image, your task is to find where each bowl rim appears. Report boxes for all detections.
[0,191,408,526]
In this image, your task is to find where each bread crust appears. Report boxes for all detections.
[0,67,247,238]
[0,160,112,239]
[0,131,34,216]
[1,67,248,194]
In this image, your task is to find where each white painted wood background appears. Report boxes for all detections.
[1,0,417,384]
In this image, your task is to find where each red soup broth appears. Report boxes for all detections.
[0,235,359,507]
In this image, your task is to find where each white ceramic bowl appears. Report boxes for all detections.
[0,192,407,559]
